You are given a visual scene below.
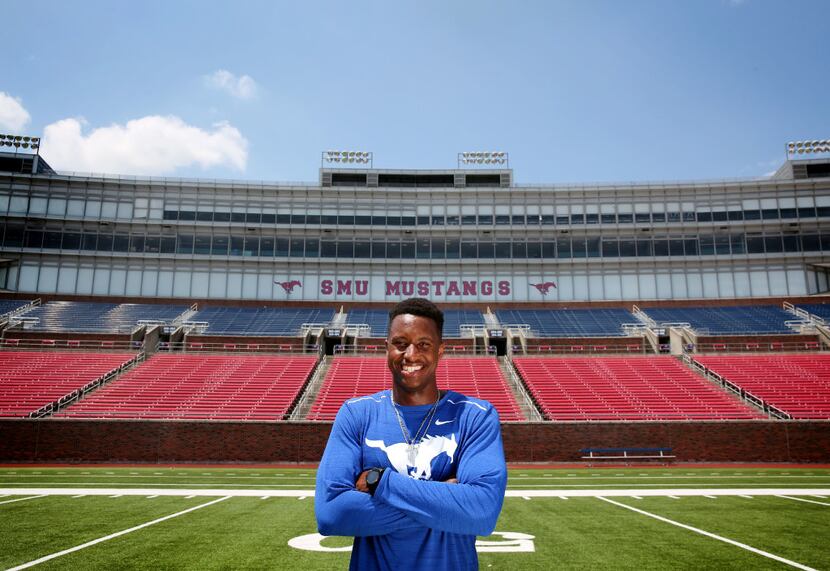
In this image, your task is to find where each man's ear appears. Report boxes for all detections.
[438,342,445,359]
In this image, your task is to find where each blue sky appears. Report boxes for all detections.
[2,0,829,184]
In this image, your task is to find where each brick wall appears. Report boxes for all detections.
[1,419,828,464]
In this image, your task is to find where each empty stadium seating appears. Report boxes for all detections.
[443,310,486,338]
[495,308,634,337]
[18,301,190,332]
[0,351,136,417]
[190,306,334,335]
[641,305,796,335]
[344,309,389,337]
[307,357,524,421]
[696,354,830,419]
[0,300,31,317]
[512,356,762,421]
[796,303,830,322]
[56,353,317,421]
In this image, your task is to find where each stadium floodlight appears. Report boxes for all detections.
[457,151,509,168]
[322,150,373,167]
[787,139,830,157]
[0,133,41,152]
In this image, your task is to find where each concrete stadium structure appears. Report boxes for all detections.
[2,148,830,303]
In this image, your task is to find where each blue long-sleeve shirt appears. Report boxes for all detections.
[315,389,508,570]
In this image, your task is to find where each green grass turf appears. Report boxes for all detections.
[1,467,828,569]
[608,496,830,570]
[1,466,829,489]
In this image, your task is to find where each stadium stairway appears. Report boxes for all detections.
[288,355,334,420]
[497,357,544,421]
[0,350,139,418]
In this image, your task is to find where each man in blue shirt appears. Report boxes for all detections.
[315,298,508,570]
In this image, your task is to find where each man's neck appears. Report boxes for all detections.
[392,385,441,407]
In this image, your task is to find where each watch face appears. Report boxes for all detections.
[367,470,380,486]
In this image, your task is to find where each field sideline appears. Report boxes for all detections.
[1,466,828,570]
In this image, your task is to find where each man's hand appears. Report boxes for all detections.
[355,470,370,493]
[355,470,457,492]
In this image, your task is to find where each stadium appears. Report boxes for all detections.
[1,139,830,569]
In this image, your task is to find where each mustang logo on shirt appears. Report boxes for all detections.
[366,434,457,480]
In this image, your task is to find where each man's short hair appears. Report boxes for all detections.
[388,298,444,339]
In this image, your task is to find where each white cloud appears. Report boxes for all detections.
[204,70,258,100]
[0,92,31,132]
[41,115,248,175]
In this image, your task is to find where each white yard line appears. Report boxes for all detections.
[0,482,313,487]
[2,488,830,498]
[0,488,316,497]
[5,496,231,571]
[0,495,45,506]
[777,495,830,507]
[598,497,817,571]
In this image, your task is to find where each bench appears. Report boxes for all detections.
[580,447,675,461]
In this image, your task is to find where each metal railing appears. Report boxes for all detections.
[30,351,145,418]
[332,344,486,355]
[156,340,317,353]
[523,343,646,355]
[1,338,143,351]
[180,320,209,334]
[289,356,330,421]
[679,352,791,420]
[499,355,543,422]
[694,340,823,353]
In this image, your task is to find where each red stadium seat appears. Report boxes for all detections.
[696,354,830,419]
[54,354,317,421]
[513,355,762,422]
[307,357,524,422]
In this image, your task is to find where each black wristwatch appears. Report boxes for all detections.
[365,467,385,496]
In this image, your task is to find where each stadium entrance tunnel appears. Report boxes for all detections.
[489,336,507,356]
[323,328,345,355]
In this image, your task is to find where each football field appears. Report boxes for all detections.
[1,466,829,570]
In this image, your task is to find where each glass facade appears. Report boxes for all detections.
[2,164,830,301]
[0,225,825,260]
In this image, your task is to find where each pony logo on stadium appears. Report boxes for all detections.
[276,279,302,293]
[530,281,557,295]
[365,434,457,480]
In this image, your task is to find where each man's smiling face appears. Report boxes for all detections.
[386,313,444,398]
